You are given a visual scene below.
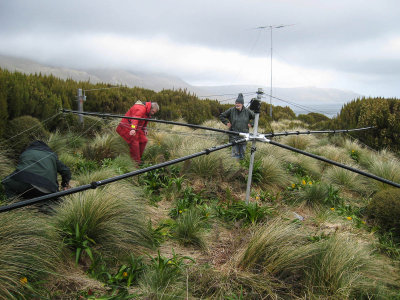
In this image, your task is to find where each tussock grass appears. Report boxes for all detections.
[46,130,69,154]
[0,211,61,299]
[0,146,14,178]
[256,142,296,163]
[138,250,192,300]
[105,154,137,174]
[47,130,86,155]
[357,150,400,191]
[234,219,312,276]
[285,154,322,180]
[73,168,120,186]
[314,144,353,165]
[342,138,364,154]
[175,139,240,179]
[322,166,371,194]
[304,233,399,298]
[173,208,207,249]
[270,119,305,131]
[295,183,331,207]
[58,152,86,172]
[260,156,291,188]
[82,132,128,162]
[227,218,399,298]
[52,183,154,259]
[279,131,318,150]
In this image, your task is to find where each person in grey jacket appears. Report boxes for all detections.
[2,140,71,212]
[219,93,255,159]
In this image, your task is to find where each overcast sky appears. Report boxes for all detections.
[0,0,399,98]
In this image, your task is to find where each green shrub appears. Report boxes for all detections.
[4,115,50,156]
[367,188,400,237]
[60,114,105,137]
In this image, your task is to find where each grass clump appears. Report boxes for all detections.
[172,207,207,249]
[295,182,343,208]
[259,156,291,188]
[280,131,318,150]
[322,165,370,195]
[367,188,400,238]
[216,200,273,226]
[138,250,194,299]
[82,132,126,163]
[0,146,14,178]
[0,211,61,299]
[52,183,154,262]
[304,233,399,298]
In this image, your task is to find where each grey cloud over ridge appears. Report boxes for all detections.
[0,0,399,97]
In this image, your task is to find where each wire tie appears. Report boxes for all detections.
[251,146,257,154]
[204,148,211,155]
[285,131,288,136]
[90,181,99,189]
[296,131,300,135]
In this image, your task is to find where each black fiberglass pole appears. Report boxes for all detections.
[0,139,245,213]
[267,139,400,188]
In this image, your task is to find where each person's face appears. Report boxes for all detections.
[235,103,243,110]
[149,108,158,116]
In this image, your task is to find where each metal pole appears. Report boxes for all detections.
[0,139,245,213]
[270,27,273,118]
[245,88,262,203]
[77,88,84,125]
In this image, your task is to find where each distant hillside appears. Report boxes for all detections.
[0,54,361,116]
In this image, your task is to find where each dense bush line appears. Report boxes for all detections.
[0,68,297,139]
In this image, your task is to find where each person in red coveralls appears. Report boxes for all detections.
[116,101,159,164]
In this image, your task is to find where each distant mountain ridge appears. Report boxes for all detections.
[0,54,361,117]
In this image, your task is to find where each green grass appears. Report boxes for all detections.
[322,165,371,195]
[176,139,240,179]
[368,157,400,191]
[0,146,14,178]
[304,233,399,298]
[231,218,399,298]
[235,219,312,276]
[138,250,194,299]
[0,211,61,299]
[280,132,318,150]
[172,207,207,249]
[52,183,154,261]
[82,132,128,162]
[259,156,291,188]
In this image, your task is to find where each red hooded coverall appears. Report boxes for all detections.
[116,101,151,164]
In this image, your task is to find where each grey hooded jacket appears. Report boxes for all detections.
[219,107,255,141]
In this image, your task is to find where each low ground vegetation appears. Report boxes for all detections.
[0,117,399,299]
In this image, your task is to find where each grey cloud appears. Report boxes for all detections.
[0,0,399,96]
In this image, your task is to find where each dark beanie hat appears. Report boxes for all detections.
[235,93,244,104]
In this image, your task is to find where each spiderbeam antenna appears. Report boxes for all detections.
[0,139,246,213]
[62,109,241,136]
[62,109,374,137]
[243,132,400,189]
